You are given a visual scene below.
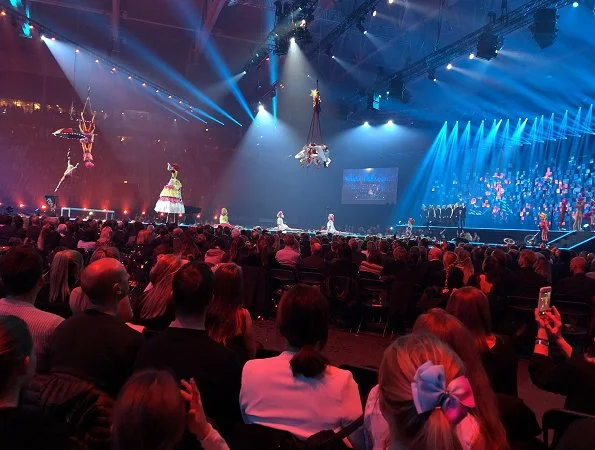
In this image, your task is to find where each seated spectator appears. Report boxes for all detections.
[135,261,242,435]
[456,250,475,286]
[77,228,97,252]
[348,238,366,266]
[113,370,229,450]
[376,334,508,450]
[36,250,84,319]
[49,258,144,397]
[556,256,595,304]
[132,254,183,330]
[359,250,383,277]
[0,214,16,246]
[328,243,358,278]
[96,226,114,247]
[381,246,411,281]
[298,242,327,272]
[0,246,63,373]
[503,249,547,298]
[275,234,301,267]
[533,252,552,284]
[206,263,255,363]
[205,238,229,266]
[0,315,70,449]
[240,284,362,442]
[447,287,518,396]
[529,306,595,415]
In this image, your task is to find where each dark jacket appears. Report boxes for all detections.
[22,372,113,450]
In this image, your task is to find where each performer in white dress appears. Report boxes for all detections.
[277,211,290,231]
[326,213,337,233]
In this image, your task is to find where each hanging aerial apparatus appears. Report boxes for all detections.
[294,81,331,168]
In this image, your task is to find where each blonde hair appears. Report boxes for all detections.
[49,250,84,304]
[137,254,183,320]
[136,229,151,245]
[379,334,506,450]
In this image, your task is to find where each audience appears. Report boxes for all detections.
[275,234,301,267]
[134,261,242,435]
[377,333,508,450]
[48,258,144,397]
[240,284,363,443]
[503,249,548,297]
[206,263,256,363]
[113,370,229,450]
[556,256,595,304]
[36,249,84,318]
[0,315,70,449]
[447,287,518,396]
[298,242,327,272]
[0,246,63,373]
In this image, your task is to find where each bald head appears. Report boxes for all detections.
[81,258,129,308]
[570,257,588,275]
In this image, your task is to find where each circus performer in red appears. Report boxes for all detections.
[539,213,549,244]
[559,198,568,230]
[54,150,79,192]
[154,163,185,220]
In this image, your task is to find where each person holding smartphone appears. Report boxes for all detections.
[529,305,595,415]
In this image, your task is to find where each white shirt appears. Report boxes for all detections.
[240,351,362,440]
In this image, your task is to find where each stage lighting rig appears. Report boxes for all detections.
[476,31,503,60]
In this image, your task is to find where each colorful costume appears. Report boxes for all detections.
[154,163,185,215]
[295,144,331,168]
[539,213,549,244]
[405,218,415,238]
[326,213,336,233]
[219,208,229,224]
[573,197,585,231]
[54,151,79,192]
[277,211,289,231]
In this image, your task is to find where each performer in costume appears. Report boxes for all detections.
[154,163,185,221]
[54,151,79,192]
[277,211,289,231]
[538,213,549,244]
[559,198,568,230]
[405,218,415,238]
[326,214,336,233]
[219,208,229,224]
[573,196,585,231]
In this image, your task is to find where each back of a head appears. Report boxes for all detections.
[443,251,458,268]
[49,250,84,304]
[310,242,322,255]
[337,243,351,261]
[446,287,491,351]
[212,263,243,307]
[519,249,536,268]
[90,246,121,263]
[379,334,468,450]
[393,246,408,263]
[278,284,329,378]
[80,258,126,307]
[571,256,588,274]
[149,254,183,285]
[283,234,296,248]
[0,315,34,393]
[113,369,185,450]
[0,246,43,296]
[172,261,213,317]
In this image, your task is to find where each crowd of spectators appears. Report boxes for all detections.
[425,161,595,228]
[1,211,595,449]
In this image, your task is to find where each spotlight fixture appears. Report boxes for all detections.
[363,121,370,126]
[372,9,377,16]
[324,44,333,57]
[572,1,579,6]
[128,76,132,80]
[290,37,295,43]
[468,52,475,59]
[355,17,365,33]
[142,83,146,87]
[476,32,503,60]
[95,59,99,63]
[258,103,265,112]
[75,49,80,53]
[243,70,247,75]
[40,34,46,40]
[387,119,394,125]
[363,30,368,35]
[51,36,56,41]
[388,0,394,4]
[446,63,453,70]
[428,70,436,82]
[0,10,6,16]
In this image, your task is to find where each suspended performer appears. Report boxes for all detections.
[54,151,79,192]
[154,163,185,217]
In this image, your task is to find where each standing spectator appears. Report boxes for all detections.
[36,250,84,319]
[0,315,69,449]
[49,258,144,397]
[275,234,301,267]
[135,261,242,435]
[206,263,256,363]
[12,215,26,241]
[56,223,75,249]
[0,214,16,246]
[240,284,362,442]
[447,287,518,396]
[0,247,63,373]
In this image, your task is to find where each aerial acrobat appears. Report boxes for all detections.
[54,150,79,192]
[294,82,331,168]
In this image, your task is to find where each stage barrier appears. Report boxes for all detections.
[61,207,115,220]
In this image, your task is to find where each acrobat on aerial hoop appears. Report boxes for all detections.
[294,81,331,168]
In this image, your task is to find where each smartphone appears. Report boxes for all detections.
[538,286,552,315]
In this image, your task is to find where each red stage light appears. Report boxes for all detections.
[0,11,7,17]
[178,214,183,217]
[123,210,128,215]
[142,211,146,215]
[41,205,47,210]
[19,203,24,208]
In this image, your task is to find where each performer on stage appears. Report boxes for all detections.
[326,213,336,233]
[219,208,229,225]
[405,218,415,238]
[573,196,585,231]
[54,151,79,192]
[559,198,568,230]
[277,211,289,231]
[539,212,549,244]
[154,163,185,220]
